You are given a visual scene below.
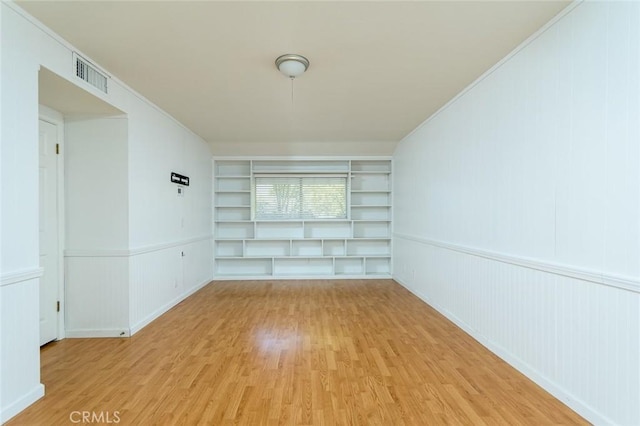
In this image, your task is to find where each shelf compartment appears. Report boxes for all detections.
[351,160,391,173]
[273,258,333,275]
[215,240,243,257]
[215,206,250,221]
[350,206,390,220]
[353,221,390,238]
[215,160,251,177]
[215,192,250,207]
[246,240,289,257]
[347,240,390,256]
[216,258,271,276]
[215,222,254,239]
[335,257,364,275]
[304,221,351,238]
[365,258,391,275]
[351,174,390,192]
[291,240,322,256]
[216,177,251,192]
[255,221,304,239]
[350,192,390,206]
[323,240,346,256]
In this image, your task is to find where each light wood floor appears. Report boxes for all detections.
[9,280,586,425]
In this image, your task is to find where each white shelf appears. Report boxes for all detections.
[323,240,346,256]
[215,192,250,207]
[353,222,390,239]
[347,239,391,256]
[274,258,333,276]
[335,257,364,275]
[215,258,272,276]
[213,159,392,279]
[215,240,243,257]
[215,222,254,239]
[216,176,251,192]
[351,174,390,192]
[255,222,304,239]
[215,207,251,221]
[351,160,392,173]
[246,240,289,257]
[255,219,350,223]
[253,160,349,173]
[304,221,351,239]
[215,160,251,177]
[292,240,322,256]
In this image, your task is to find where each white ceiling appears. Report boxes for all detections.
[20,1,570,155]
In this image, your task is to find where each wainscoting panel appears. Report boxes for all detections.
[129,247,182,331]
[129,238,212,334]
[65,256,129,337]
[182,238,214,294]
[392,2,640,424]
[0,277,44,423]
[393,236,640,425]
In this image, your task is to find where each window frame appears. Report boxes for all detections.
[252,173,349,221]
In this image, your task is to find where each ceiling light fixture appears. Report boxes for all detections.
[275,54,310,78]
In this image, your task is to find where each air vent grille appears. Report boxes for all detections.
[74,54,108,94]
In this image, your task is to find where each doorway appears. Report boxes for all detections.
[38,67,125,344]
[38,116,61,345]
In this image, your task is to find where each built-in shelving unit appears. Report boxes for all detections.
[213,158,392,279]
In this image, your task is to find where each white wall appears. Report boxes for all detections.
[0,2,213,421]
[1,3,48,421]
[65,118,129,252]
[127,104,213,333]
[64,117,130,336]
[393,2,639,425]
[61,111,213,338]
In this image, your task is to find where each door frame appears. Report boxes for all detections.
[39,105,66,341]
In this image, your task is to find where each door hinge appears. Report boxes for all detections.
[56,301,60,312]
[56,143,60,155]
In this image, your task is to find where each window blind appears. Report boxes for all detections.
[255,176,347,220]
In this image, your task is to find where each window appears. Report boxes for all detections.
[254,175,347,220]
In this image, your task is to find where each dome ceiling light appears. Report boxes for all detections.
[275,54,310,79]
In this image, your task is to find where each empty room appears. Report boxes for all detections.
[1,0,638,424]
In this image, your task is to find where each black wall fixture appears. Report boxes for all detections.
[171,172,190,186]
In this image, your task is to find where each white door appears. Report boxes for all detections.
[39,119,59,346]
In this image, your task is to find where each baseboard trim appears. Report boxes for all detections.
[0,383,45,423]
[129,278,212,335]
[65,329,130,338]
[394,233,640,294]
[392,275,613,426]
[212,274,392,281]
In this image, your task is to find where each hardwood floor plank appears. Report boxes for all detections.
[8,280,587,425]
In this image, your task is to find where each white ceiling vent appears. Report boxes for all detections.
[74,53,108,94]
